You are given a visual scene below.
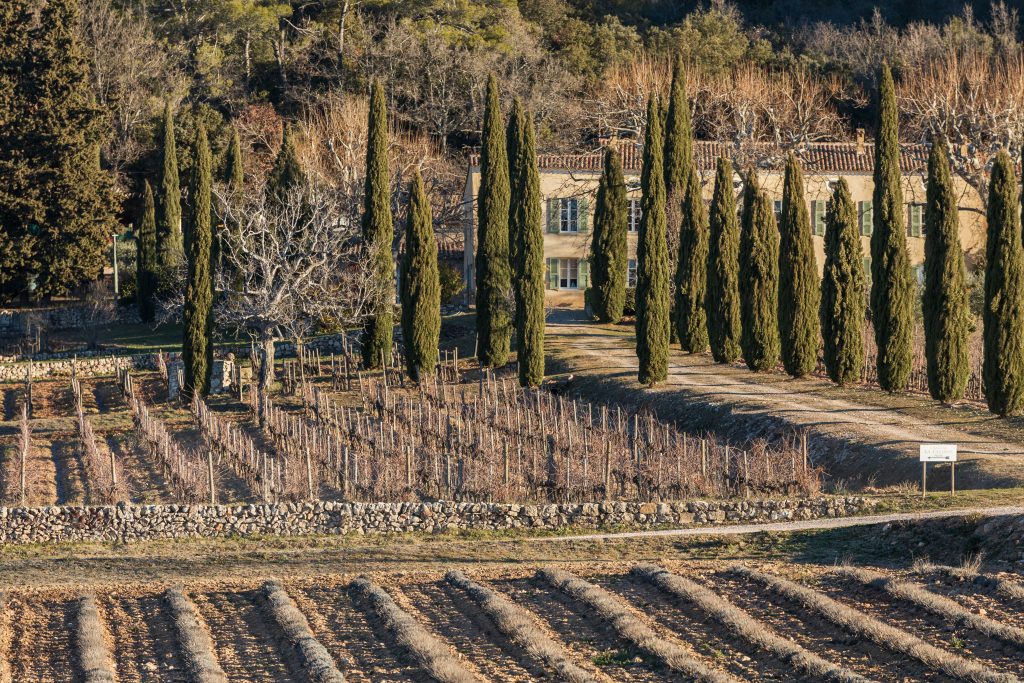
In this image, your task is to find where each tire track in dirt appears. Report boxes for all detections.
[6,594,76,683]
[292,585,422,683]
[101,592,186,682]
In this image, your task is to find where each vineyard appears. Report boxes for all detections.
[0,349,820,507]
[1,561,1023,682]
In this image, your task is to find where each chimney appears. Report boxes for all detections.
[855,128,866,155]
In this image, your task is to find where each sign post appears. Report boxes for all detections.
[919,444,957,498]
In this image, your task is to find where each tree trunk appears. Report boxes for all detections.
[259,336,276,392]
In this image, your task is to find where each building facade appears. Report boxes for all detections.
[462,141,987,308]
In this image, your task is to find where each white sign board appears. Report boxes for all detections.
[920,444,957,462]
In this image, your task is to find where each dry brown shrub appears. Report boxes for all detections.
[261,580,345,683]
[165,588,228,683]
[76,594,116,683]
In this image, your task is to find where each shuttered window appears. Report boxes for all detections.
[546,258,559,289]
[908,203,924,238]
[628,198,642,232]
[859,201,873,236]
[811,200,826,236]
[559,258,580,289]
[628,259,637,287]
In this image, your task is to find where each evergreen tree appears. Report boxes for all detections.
[706,156,742,363]
[267,124,304,202]
[923,139,970,402]
[663,56,693,207]
[590,148,628,323]
[674,160,709,352]
[820,178,864,385]
[136,181,158,323]
[507,97,545,387]
[778,153,820,377]
[475,74,512,368]
[158,100,183,268]
[870,64,914,392]
[635,95,671,385]
[361,80,395,370]
[983,151,1024,416]
[739,171,780,371]
[401,170,441,382]
[224,125,244,190]
[182,125,213,400]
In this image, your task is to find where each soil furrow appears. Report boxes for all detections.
[101,592,187,682]
[6,595,76,683]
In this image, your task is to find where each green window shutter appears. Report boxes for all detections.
[812,200,826,236]
[859,201,873,236]
[578,196,590,233]
[862,256,872,279]
[547,258,559,290]
[546,198,559,234]
[579,258,590,289]
[908,204,922,237]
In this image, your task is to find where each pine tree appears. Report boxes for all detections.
[182,125,213,400]
[267,124,304,202]
[361,80,395,370]
[923,139,970,402]
[224,125,244,190]
[158,100,183,268]
[739,171,780,371]
[507,97,545,388]
[136,181,158,323]
[401,170,441,382]
[778,153,820,378]
[870,64,914,392]
[820,178,864,385]
[590,148,628,323]
[674,159,709,352]
[475,74,512,368]
[635,95,671,385]
[706,156,742,363]
[983,151,1024,416]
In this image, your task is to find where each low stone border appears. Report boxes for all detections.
[0,497,875,545]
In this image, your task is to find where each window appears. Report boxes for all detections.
[862,256,872,280]
[858,201,873,236]
[546,197,589,234]
[912,264,924,284]
[628,259,637,287]
[773,200,783,224]
[908,203,924,237]
[559,258,579,289]
[811,200,826,236]
[560,198,579,233]
[628,198,642,232]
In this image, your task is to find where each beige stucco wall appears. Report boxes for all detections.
[462,164,987,309]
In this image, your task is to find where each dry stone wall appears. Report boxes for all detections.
[0,497,874,545]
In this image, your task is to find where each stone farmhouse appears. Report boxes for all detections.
[461,139,987,308]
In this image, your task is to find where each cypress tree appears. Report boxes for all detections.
[870,64,914,392]
[983,151,1024,416]
[820,178,864,385]
[923,139,970,402]
[740,172,780,371]
[674,160,709,352]
[401,170,441,382]
[507,98,545,388]
[663,56,693,208]
[590,149,628,323]
[361,80,395,370]
[136,181,158,323]
[182,125,213,400]
[778,153,820,378]
[706,156,742,363]
[267,124,305,202]
[635,95,671,385]
[475,74,512,368]
[224,125,244,190]
[158,100,183,268]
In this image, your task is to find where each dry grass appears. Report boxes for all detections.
[76,594,116,683]
[349,577,479,683]
[632,564,872,683]
[165,588,228,683]
[0,591,10,683]
[912,559,1024,602]
[445,570,600,683]
[536,567,740,683]
[732,565,1018,683]
[834,566,1024,648]
[260,580,346,683]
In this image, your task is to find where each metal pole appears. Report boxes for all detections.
[922,462,926,499]
[111,233,119,295]
[951,462,955,497]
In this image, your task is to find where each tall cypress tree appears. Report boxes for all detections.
[923,139,970,402]
[182,125,213,400]
[820,178,864,386]
[983,151,1024,416]
[401,170,441,382]
[663,56,693,209]
[706,156,742,363]
[590,148,628,323]
[635,95,671,385]
[136,181,158,323]
[267,124,305,202]
[507,98,545,388]
[870,64,914,392]
[224,125,244,190]
[361,80,395,370]
[674,161,709,352]
[778,153,820,378]
[740,172,780,371]
[475,74,512,368]
[158,100,183,268]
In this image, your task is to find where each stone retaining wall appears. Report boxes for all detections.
[0,497,874,545]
